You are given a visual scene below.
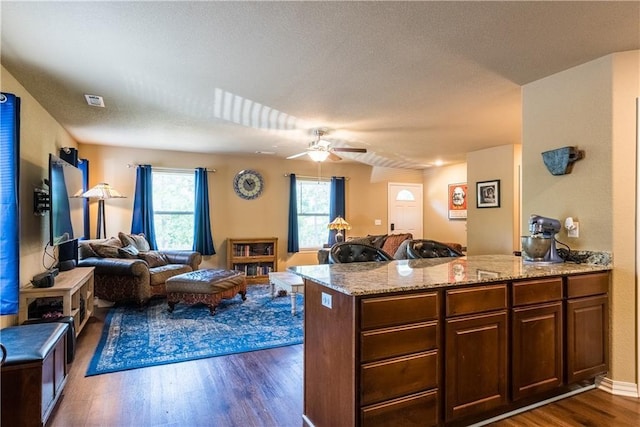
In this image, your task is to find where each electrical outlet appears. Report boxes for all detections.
[374,219,382,226]
[568,222,579,238]
[321,292,332,309]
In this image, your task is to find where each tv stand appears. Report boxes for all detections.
[19,267,95,337]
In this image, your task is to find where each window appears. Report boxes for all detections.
[152,171,194,250]
[297,178,330,249]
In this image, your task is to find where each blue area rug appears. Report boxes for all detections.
[86,285,303,376]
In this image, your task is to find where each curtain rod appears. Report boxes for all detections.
[283,173,349,180]
[127,164,217,173]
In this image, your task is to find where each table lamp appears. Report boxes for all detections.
[328,216,351,243]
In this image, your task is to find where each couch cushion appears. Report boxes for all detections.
[138,250,169,267]
[381,233,413,257]
[119,232,151,252]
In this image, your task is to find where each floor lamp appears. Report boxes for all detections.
[81,183,126,239]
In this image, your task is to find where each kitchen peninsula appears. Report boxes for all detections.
[290,255,611,427]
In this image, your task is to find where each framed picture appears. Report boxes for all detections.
[476,179,500,208]
[448,259,467,282]
[448,183,467,219]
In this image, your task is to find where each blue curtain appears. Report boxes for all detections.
[328,176,346,245]
[131,164,158,249]
[287,174,299,253]
[193,168,215,255]
[78,159,90,239]
[0,92,20,315]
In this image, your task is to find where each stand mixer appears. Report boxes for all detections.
[521,215,564,264]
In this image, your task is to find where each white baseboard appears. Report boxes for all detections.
[597,376,640,398]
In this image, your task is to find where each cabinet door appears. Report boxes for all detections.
[445,311,508,422]
[512,302,563,401]
[566,294,609,383]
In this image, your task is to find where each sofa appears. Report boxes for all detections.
[77,232,202,305]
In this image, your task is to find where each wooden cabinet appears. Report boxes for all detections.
[19,267,95,337]
[566,272,609,383]
[511,277,564,401]
[227,238,277,284]
[302,281,439,427]
[302,270,610,427]
[445,284,508,422]
[359,292,439,427]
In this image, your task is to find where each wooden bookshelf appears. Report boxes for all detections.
[227,238,278,284]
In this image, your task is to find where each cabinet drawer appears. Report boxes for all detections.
[361,292,438,330]
[361,321,438,363]
[566,272,609,298]
[446,284,507,316]
[513,278,563,306]
[361,351,438,406]
[361,389,438,427]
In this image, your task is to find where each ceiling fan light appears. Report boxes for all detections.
[308,150,330,162]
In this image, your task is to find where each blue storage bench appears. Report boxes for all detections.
[1,322,68,427]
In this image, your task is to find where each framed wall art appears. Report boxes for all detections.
[448,183,467,219]
[476,179,500,208]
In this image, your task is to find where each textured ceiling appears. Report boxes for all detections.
[1,1,639,169]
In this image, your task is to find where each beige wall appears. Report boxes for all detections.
[1,65,78,327]
[523,51,639,386]
[77,144,423,271]
[467,144,522,255]
[423,163,468,247]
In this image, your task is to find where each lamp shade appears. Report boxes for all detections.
[328,216,351,231]
[81,183,125,199]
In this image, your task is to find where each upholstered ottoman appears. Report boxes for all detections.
[166,269,247,315]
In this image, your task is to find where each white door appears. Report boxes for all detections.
[388,183,423,238]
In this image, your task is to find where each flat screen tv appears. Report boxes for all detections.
[49,154,84,246]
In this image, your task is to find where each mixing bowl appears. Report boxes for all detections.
[521,236,552,261]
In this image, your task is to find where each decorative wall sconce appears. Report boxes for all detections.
[541,146,584,175]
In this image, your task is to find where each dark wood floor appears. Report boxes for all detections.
[50,307,640,426]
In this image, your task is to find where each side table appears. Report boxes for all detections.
[19,266,95,337]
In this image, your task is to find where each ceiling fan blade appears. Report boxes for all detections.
[328,152,342,161]
[332,147,367,153]
[286,152,309,159]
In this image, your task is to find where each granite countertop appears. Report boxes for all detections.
[288,254,612,296]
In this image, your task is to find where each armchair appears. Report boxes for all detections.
[77,233,202,305]
[406,239,464,259]
[328,242,394,264]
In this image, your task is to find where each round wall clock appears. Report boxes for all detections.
[233,169,264,200]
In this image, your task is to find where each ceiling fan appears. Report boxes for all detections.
[286,129,367,162]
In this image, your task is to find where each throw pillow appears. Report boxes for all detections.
[138,251,169,268]
[119,232,151,252]
[118,244,140,259]
[89,243,121,258]
[381,233,413,258]
[366,234,387,248]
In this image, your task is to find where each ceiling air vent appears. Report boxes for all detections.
[84,94,105,107]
